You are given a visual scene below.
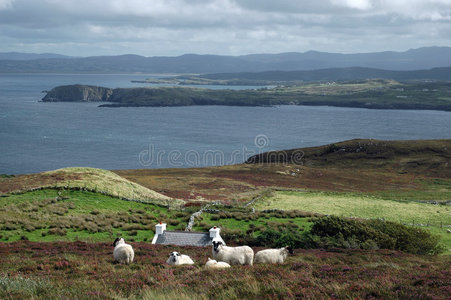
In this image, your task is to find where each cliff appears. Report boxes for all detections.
[42,84,113,102]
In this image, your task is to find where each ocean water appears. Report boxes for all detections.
[1,73,450,174]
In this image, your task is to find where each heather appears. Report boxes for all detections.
[1,241,450,299]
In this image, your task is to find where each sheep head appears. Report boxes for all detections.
[212,240,223,253]
[285,246,294,254]
[113,237,125,247]
[169,251,180,263]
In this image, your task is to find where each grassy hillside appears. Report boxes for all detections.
[0,189,190,243]
[0,167,183,208]
[246,139,451,178]
[0,137,450,298]
[115,139,451,204]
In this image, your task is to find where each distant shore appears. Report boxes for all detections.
[42,80,451,111]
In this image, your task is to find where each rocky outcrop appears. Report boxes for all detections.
[42,85,113,102]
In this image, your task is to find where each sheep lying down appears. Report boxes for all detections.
[205,258,231,269]
[254,246,293,264]
[166,251,195,265]
[113,237,134,264]
[212,240,254,266]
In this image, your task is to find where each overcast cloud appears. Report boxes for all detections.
[0,0,450,56]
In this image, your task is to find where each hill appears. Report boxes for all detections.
[0,52,73,60]
[246,139,451,178]
[2,47,451,73]
[0,167,182,207]
[192,66,451,82]
[115,139,451,203]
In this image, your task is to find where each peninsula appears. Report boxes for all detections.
[41,79,451,111]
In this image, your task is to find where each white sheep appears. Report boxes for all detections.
[112,237,134,264]
[166,251,195,265]
[254,246,293,264]
[212,240,254,266]
[205,258,231,269]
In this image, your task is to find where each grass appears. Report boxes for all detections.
[255,191,450,225]
[0,241,450,299]
[255,190,451,254]
[0,167,184,208]
[0,189,315,244]
[0,139,449,297]
[0,189,192,243]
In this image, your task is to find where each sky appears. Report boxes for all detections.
[0,0,451,57]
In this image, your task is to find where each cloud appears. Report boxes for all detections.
[0,0,450,56]
[331,0,373,10]
[0,0,14,10]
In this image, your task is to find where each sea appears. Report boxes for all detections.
[1,73,450,175]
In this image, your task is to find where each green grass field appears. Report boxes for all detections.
[0,189,190,243]
[254,190,451,253]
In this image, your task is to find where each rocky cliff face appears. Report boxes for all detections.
[42,85,113,102]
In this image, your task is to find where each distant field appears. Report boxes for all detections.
[255,190,451,253]
[255,191,450,225]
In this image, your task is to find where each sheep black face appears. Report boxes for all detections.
[169,251,180,263]
[287,246,294,255]
[212,240,223,252]
[113,237,121,247]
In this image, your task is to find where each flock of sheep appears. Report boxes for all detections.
[112,237,293,267]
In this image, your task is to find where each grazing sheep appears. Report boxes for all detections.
[113,237,134,264]
[166,251,195,265]
[212,239,254,266]
[205,258,231,269]
[254,246,293,264]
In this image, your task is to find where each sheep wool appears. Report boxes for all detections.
[254,246,293,264]
[212,240,254,266]
[113,238,134,264]
[166,252,195,265]
[205,258,231,269]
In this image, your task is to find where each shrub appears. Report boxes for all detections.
[311,216,395,249]
[168,219,180,226]
[48,228,67,236]
[210,215,220,221]
[0,275,52,297]
[254,229,305,248]
[310,216,443,254]
[367,219,443,255]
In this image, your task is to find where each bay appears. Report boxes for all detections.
[1,73,450,174]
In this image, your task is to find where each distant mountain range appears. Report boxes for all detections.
[196,66,451,82]
[0,52,73,60]
[1,47,451,75]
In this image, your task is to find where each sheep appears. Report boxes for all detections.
[166,251,195,265]
[212,239,254,266]
[205,258,231,269]
[112,237,134,264]
[254,246,293,264]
